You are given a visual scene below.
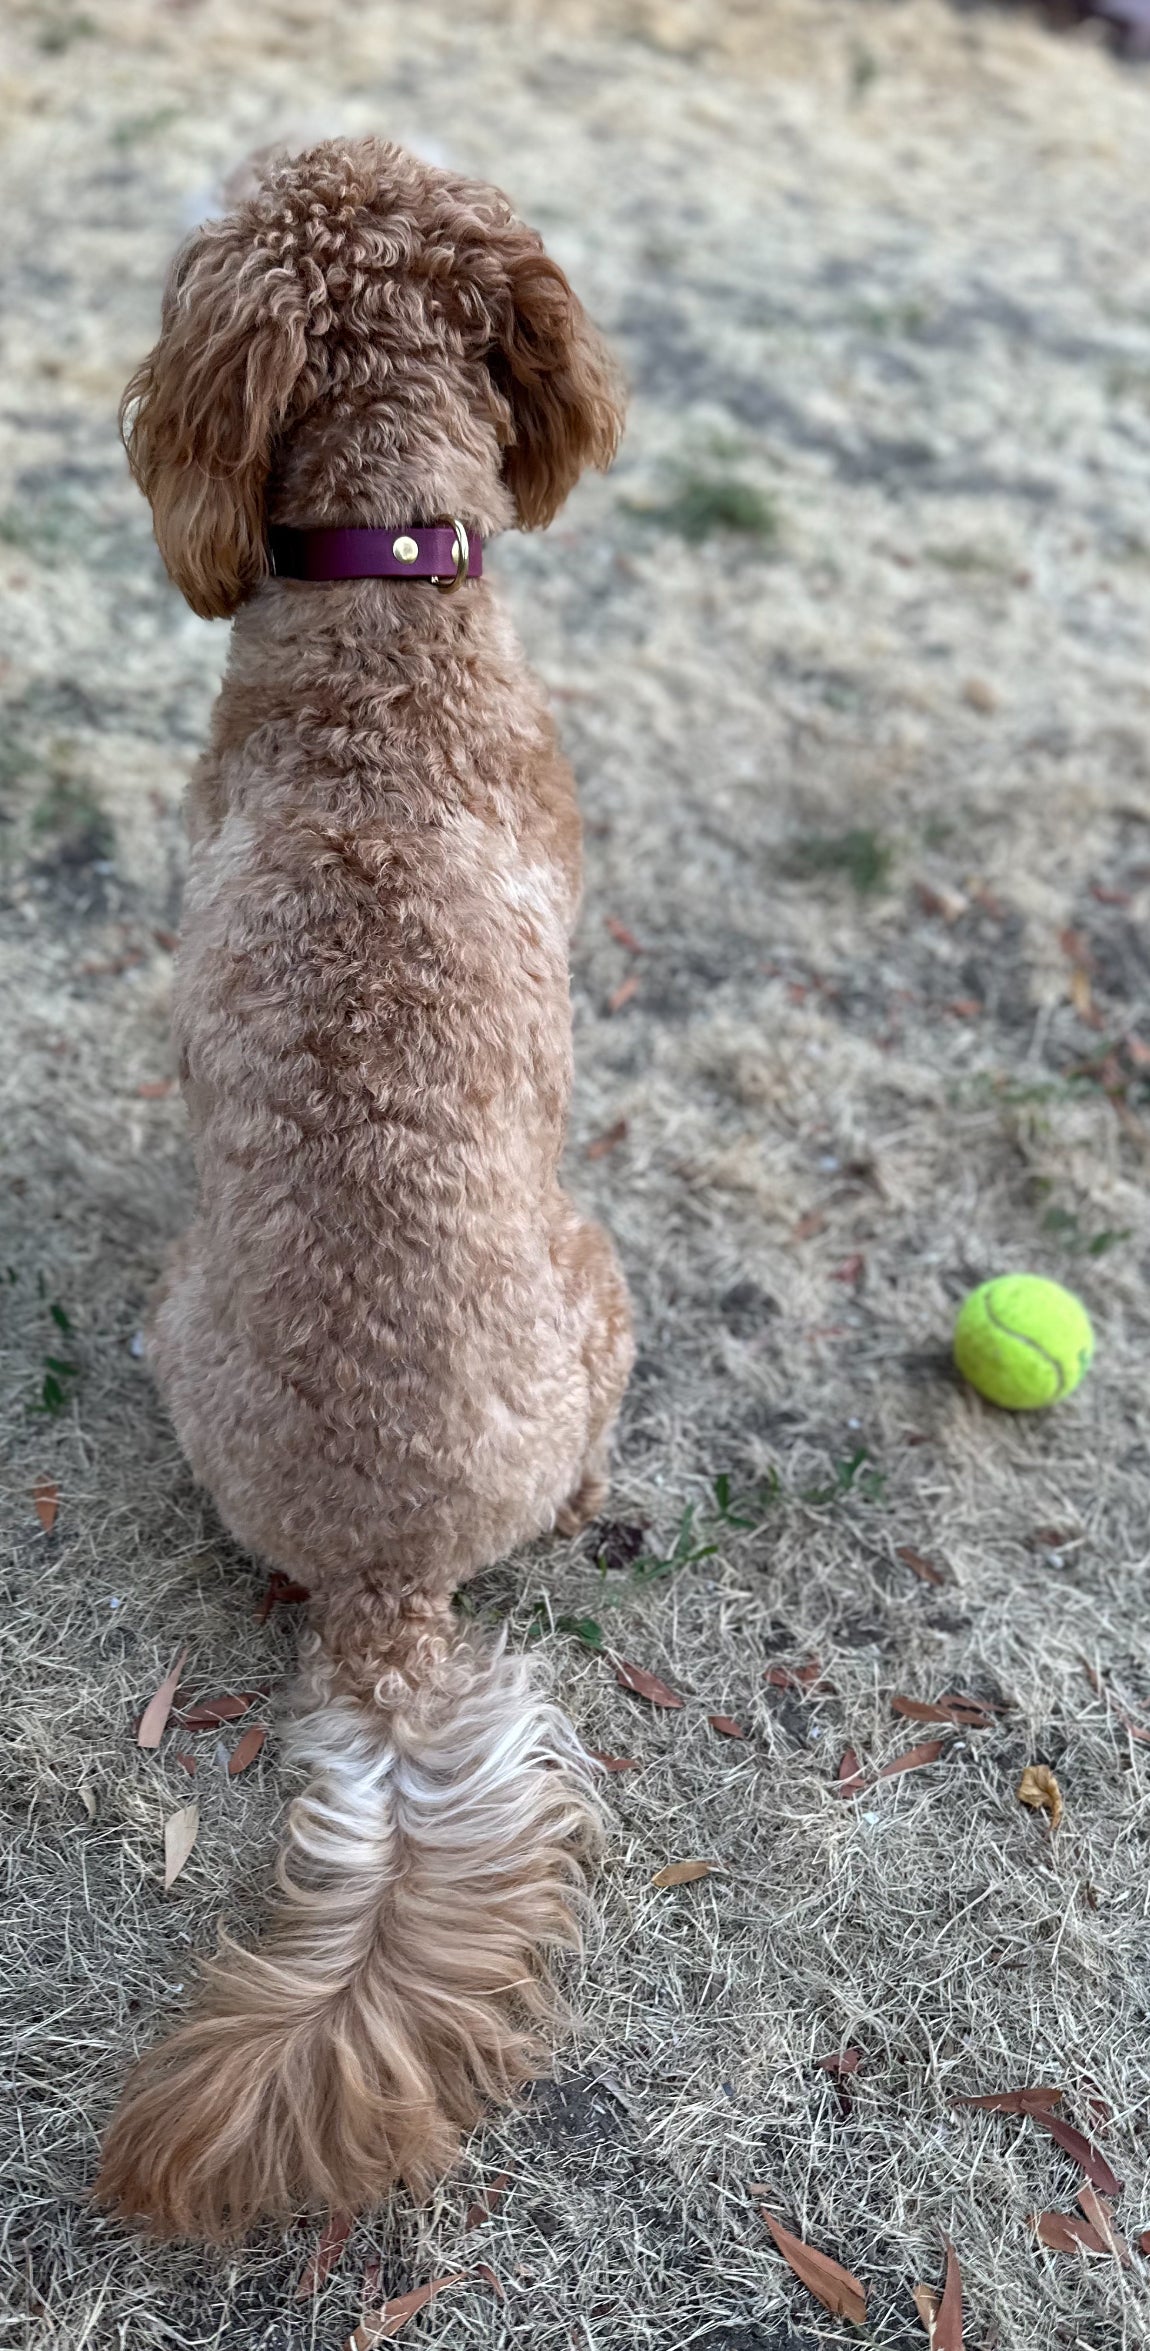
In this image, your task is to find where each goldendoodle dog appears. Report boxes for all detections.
[95,135,633,2242]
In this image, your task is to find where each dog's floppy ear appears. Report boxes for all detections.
[121,217,312,620]
[486,231,625,530]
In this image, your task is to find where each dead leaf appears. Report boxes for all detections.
[1078,2184,1130,2264]
[759,2211,866,2325]
[932,2236,963,2350]
[174,1752,196,1776]
[791,1210,827,1242]
[296,2210,353,2295]
[917,880,967,924]
[708,1714,745,1739]
[163,1802,199,1889]
[896,1544,946,1587]
[765,1657,825,1693]
[153,926,179,952]
[830,1253,865,1285]
[607,974,639,1014]
[1017,1763,1063,1830]
[137,1646,190,1750]
[913,2281,940,2334]
[228,1724,266,1776]
[1139,2229,1150,2256]
[176,1690,268,1729]
[465,2172,512,2230]
[589,1749,640,1771]
[651,1859,715,1888]
[32,1476,59,1534]
[954,2086,1062,2117]
[1081,1659,1150,1747]
[605,916,643,953]
[1037,2113,1122,2196]
[474,2262,505,2299]
[1090,881,1131,907]
[874,1738,947,1783]
[135,1079,173,1099]
[891,1694,992,1729]
[587,1117,628,1160]
[254,1571,310,1624]
[613,1658,684,1708]
[834,1746,868,1796]
[1032,2210,1106,2255]
[946,996,982,1019]
[818,2049,862,2078]
[351,2274,466,2344]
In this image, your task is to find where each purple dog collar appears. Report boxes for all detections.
[268,520,482,593]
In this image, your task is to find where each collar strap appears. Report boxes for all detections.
[268,520,482,593]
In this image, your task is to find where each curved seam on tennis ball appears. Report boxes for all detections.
[983,1288,1066,1399]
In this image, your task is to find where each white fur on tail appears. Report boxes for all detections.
[95,1636,603,2239]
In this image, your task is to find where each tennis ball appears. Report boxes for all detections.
[953,1275,1094,1410]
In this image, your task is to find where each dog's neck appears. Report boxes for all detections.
[268,397,517,545]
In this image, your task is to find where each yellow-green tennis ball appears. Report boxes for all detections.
[954,1275,1094,1410]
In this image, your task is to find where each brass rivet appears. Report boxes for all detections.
[392,535,419,564]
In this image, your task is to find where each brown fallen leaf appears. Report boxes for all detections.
[135,1078,173,1099]
[891,1693,992,1729]
[759,2211,866,2325]
[296,2209,354,2296]
[32,1476,59,1534]
[607,974,639,1014]
[1037,2113,1122,2196]
[830,1253,865,1285]
[791,1210,827,1243]
[228,1723,266,1776]
[153,926,179,952]
[1033,2210,1106,2256]
[1139,2229,1150,2256]
[651,1859,715,1889]
[174,1752,196,1776]
[896,1543,946,1587]
[176,1690,268,1729]
[954,2086,1062,2117]
[1082,1659,1150,1747]
[932,2236,963,2351]
[254,1571,311,1624]
[708,1714,745,1739]
[1078,2184,1130,2264]
[605,915,643,953]
[163,1802,199,1890]
[465,2172,512,2230]
[350,2274,466,2345]
[818,2049,862,2115]
[613,1658,683,1708]
[1017,1763,1063,1830]
[912,2281,939,2334]
[590,1750,640,1771]
[474,2262,505,2300]
[765,1657,825,1693]
[835,1746,868,1796]
[587,1117,628,1160]
[137,1646,190,1750]
[875,1737,947,1783]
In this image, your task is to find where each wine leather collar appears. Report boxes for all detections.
[268,519,482,594]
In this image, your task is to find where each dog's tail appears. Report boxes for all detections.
[95,1616,602,2240]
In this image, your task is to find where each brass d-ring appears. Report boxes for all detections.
[432,517,469,596]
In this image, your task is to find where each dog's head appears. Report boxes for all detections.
[122,138,625,620]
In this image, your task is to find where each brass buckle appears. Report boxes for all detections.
[431,516,469,596]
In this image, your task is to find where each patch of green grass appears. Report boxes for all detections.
[801,1446,887,1507]
[1040,1204,1131,1258]
[628,474,779,546]
[927,542,1013,577]
[849,43,878,99]
[30,774,114,863]
[30,1302,80,1417]
[787,827,893,896]
[111,107,181,150]
[35,10,98,52]
[624,1505,719,1586]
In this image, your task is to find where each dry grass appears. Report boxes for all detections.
[3,0,1150,2343]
